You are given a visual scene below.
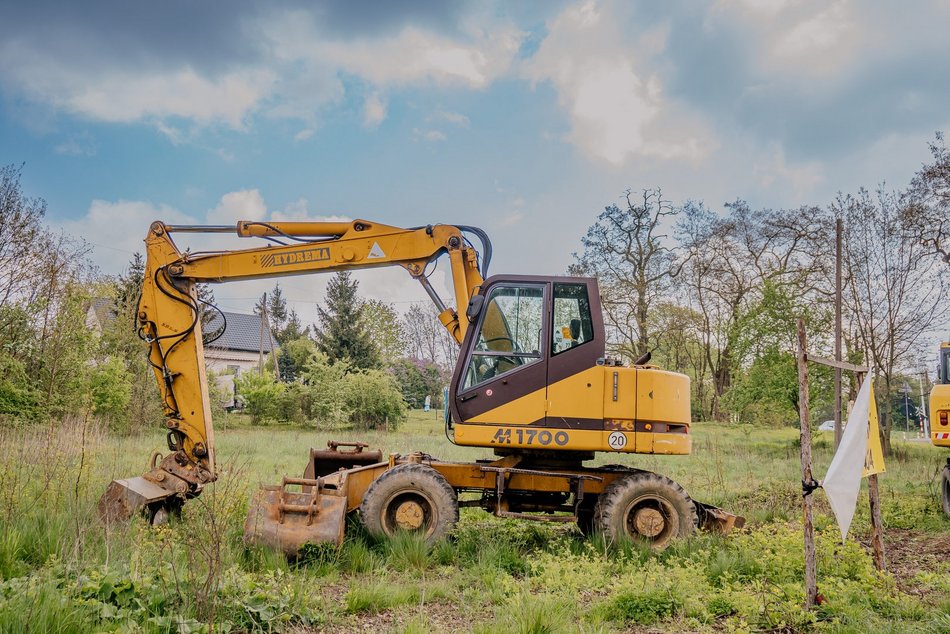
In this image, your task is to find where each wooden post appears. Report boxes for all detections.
[834,218,843,450]
[868,474,886,570]
[797,318,818,608]
[857,370,887,571]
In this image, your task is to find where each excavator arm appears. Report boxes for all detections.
[99,218,485,522]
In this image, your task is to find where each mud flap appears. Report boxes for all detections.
[98,476,179,523]
[243,477,348,556]
[695,501,746,534]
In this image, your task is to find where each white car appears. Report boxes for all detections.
[818,420,836,432]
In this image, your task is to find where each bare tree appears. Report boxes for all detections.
[402,303,457,372]
[677,201,831,419]
[571,189,680,359]
[836,186,948,454]
[905,132,950,266]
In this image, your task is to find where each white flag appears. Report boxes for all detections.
[822,376,873,540]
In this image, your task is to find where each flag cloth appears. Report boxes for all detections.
[822,376,883,540]
[864,387,886,476]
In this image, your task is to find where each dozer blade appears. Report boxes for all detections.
[695,501,746,534]
[243,477,347,556]
[98,476,179,523]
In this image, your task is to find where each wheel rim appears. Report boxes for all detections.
[621,495,680,547]
[381,489,437,536]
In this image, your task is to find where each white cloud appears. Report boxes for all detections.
[414,128,447,142]
[521,1,715,165]
[432,109,470,127]
[58,199,194,273]
[363,92,388,128]
[206,189,268,224]
[293,128,315,142]
[0,40,273,127]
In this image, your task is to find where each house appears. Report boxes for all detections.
[202,310,276,377]
[86,298,276,377]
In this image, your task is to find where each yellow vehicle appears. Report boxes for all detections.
[931,342,950,516]
[99,218,742,553]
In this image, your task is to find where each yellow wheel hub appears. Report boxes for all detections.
[393,501,425,530]
[633,507,665,538]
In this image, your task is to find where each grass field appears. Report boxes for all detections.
[1,411,949,632]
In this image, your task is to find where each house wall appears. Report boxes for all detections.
[204,348,265,377]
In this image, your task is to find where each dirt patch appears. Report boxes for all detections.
[865,528,950,594]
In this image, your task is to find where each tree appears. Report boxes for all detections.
[571,189,680,359]
[401,303,457,374]
[905,132,950,266]
[313,272,380,369]
[363,299,405,365]
[676,201,831,420]
[836,186,949,454]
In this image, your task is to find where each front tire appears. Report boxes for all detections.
[359,464,459,543]
[941,466,950,519]
[593,472,697,550]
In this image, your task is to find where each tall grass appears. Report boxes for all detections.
[0,411,947,631]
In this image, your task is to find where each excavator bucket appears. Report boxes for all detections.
[244,441,383,556]
[98,476,179,523]
[243,477,348,556]
[695,501,746,534]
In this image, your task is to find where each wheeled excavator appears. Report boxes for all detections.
[930,342,950,517]
[98,218,743,553]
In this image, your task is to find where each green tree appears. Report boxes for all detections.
[363,299,405,365]
[389,357,445,409]
[313,272,380,369]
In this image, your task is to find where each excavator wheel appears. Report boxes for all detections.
[593,472,698,550]
[941,465,950,519]
[359,463,459,544]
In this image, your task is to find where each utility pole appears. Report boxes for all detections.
[834,218,843,450]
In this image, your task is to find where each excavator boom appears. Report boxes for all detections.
[99,219,485,522]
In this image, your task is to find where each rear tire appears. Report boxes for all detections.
[941,466,950,519]
[594,472,697,550]
[359,464,459,543]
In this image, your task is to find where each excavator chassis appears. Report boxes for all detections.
[243,446,745,556]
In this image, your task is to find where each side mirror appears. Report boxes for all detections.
[465,294,485,322]
[634,351,652,366]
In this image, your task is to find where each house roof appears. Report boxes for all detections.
[204,310,275,354]
[88,297,274,354]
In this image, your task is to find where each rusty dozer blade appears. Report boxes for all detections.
[244,477,348,556]
[98,476,180,523]
[303,440,382,479]
[695,501,746,534]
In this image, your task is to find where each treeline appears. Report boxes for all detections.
[0,165,162,430]
[1,134,947,445]
[571,136,949,452]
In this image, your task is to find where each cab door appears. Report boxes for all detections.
[451,281,549,435]
[545,280,606,438]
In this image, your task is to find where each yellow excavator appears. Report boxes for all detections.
[931,342,950,517]
[98,218,742,553]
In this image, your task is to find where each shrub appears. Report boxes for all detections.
[344,369,407,430]
[234,371,285,423]
[596,589,681,625]
[89,356,132,420]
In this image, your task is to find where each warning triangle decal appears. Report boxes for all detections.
[367,242,386,259]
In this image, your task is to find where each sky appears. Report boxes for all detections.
[1,0,949,327]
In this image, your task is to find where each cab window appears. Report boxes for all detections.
[464,285,544,390]
[552,283,593,355]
